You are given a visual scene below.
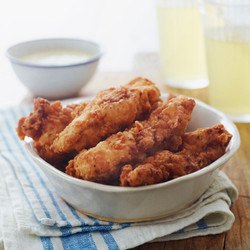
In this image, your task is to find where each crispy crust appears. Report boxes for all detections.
[66,96,195,184]
[120,124,232,187]
[51,78,161,154]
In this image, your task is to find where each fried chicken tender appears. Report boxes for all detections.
[120,164,166,187]
[17,98,88,166]
[120,124,232,186]
[66,96,195,184]
[52,78,161,154]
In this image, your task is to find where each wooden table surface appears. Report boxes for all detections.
[22,71,250,250]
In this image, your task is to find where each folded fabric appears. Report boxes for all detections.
[0,106,238,250]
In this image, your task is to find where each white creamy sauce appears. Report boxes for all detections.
[19,48,94,66]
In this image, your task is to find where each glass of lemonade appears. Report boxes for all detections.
[156,0,208,89]
[201,0,250,122]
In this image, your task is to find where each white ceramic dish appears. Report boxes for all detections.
[6,38,102,99]
[24,96,240,222]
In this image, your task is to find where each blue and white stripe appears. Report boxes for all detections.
[0,105,129,249]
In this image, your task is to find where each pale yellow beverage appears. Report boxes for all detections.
[205,28,250,119]
[157,3,208,89]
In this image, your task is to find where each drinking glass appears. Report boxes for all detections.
[201,0,250,122]
[156,0,208,89]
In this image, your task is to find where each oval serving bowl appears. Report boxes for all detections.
[24,96,240,223]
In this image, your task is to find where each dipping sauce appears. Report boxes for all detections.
[19,48,94,66]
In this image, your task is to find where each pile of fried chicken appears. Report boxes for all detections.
[17,78,232,187]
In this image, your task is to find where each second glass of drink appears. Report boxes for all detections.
[201,0,250,122]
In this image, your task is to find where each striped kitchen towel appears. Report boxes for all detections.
[0,105,238,250]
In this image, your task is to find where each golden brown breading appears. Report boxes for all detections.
[120,164,166,186]
[51,78,162,154]
[120,124,232,186]
[66,96,195,184]
[17,98,88,166]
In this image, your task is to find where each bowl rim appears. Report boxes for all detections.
[24,95,241,193]
[6,37,103,69]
